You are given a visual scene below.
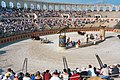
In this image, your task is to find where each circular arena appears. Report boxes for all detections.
[0,0,120,80]
[0,31,120,71]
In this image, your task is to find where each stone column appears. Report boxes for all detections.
[97,6,100,11]
[85,5,88,11]
[58,5,60,11]
[116,6,119,11]
[63,4,66,11]
[0,0,2,7]
[109,6,112,11]
[46,3,49,10]
[53,4,55,11]
[13,0,18,8]
[19,0,24,8]
[91,6,94,11]
[40,2,43,10]
[4,0,9,7]
[100,28,106,40]
[74,5,77,11]
[68,5,72,11]
[27,1,31,9]
[34,2,37,10]
[82,5,87,11]
[79,5,82,11]
[103,6,106,11]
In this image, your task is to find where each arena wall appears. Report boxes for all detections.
[0,28,119,45]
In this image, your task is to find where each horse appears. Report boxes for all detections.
[31,36,40,40]
[77,31,86,35]
[117,35,120,39]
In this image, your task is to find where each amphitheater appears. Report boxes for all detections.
[0,0,120,80]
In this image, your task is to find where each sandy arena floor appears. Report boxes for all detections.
[0,31,120,74]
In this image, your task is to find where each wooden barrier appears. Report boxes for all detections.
[0,28,119,45]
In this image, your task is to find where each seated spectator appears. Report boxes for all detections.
[14,73,18,80]
[35,71,42,80]
[5,68,15,80]
[87,65,96,76]
[61,69,69,80]
[80,67,89,80]
[50,70,60,80]
[100,64,110,80]
[70,71,80,80]
[90,34,94,40]
[2,73,11,80]
[0,74,3,80]
[31,74,35,80]
[111,65,119,77]
[18,72,24,80]
[80,67,88,76]
[43,70,51,80]
[23,73,31,80]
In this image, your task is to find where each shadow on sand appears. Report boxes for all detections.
[0,38,29,49]
[105,36,115,39]
[0,68,4,74]
[0,51,7,55]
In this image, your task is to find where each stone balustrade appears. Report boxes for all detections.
[0,0,120,11]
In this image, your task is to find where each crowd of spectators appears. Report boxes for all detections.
[0,64,120,80]
[0,6,108,38]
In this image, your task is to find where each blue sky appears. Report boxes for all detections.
[47,0,120,5]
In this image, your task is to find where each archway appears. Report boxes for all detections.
[49,5,52,10]
[87,6,91,11]
[106,6,109,11]
[24,3,28,9]
[66,5,69,11]
[112,6,116,11]
[43,5,47,10]
[1,1,6,8]
[30,4,34,10]
[119,7,120,11]
[100,6,103,11]
[94,6,97,11]
[9,1,14,8]
[17,2,21,8]
[55,5,58,11]
[60,5,63,10]
[77,6,80,11]
[82,6,85,11]
[72,5,75,11]
[37,4,40,10]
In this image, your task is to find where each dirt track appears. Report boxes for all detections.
[0,31,120,74]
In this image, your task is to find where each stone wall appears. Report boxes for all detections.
[0,28,118,45]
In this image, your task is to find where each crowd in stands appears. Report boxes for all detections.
[0,6,110,38]
[0,64,120,80]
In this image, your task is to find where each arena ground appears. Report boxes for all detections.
[0,31,120,75]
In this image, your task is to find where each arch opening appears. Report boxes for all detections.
[49,5,53,10]
[43,5,47,10]
[9,2,14,8]
[24,3,28,9]
[30,4,34,10]
[112,6,116,11]
[106,6,109,11]
[37,4,40,10]
[1,1,6,8]
[100,6,103,11]
[17,2,21,9]
[55,5,58,11]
